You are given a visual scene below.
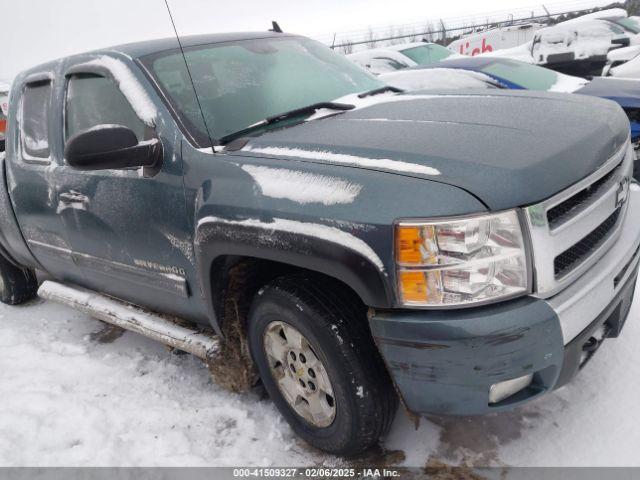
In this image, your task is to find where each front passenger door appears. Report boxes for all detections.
[57,69,196,319]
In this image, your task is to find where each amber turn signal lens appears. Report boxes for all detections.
[396,226,422,265]
[398,270,428,303]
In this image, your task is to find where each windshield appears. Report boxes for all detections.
[399,44,454,65]
[613,17,640,34]
[143,36,383,145]
[476,59,559,90]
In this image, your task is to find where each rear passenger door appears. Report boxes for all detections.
[6,76,79,278]
[55,64,196,319]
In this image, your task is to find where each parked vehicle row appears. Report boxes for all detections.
[441,8,640,78]
[352,41,640,174]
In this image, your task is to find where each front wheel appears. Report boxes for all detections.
[248,274,398,456]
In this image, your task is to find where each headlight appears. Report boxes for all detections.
[395,210,530,307]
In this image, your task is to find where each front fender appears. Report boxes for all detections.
[195,215,392,332]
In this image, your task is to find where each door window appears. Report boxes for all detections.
[21,80,51,159]
[65,74,147,141]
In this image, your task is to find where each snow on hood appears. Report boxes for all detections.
[240,164,362,205]
[549,72,589,93]
[380,69,497,91]
[241,144,441,177]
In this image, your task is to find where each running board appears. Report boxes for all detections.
[38,280,220,360]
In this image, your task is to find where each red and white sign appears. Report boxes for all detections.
[448,24,544,57]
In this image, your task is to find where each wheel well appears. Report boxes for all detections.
[206,255,370,393]
[210,255,367,333]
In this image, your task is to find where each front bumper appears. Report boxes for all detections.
[369,185,640,415]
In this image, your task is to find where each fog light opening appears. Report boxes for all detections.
[489,373,534,405]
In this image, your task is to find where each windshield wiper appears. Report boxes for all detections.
[218,102,355,145]
[357,85,404,98]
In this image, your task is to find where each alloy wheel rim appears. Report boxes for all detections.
[263,321,336,428]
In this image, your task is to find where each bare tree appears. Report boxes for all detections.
[407,28,418,43]
[423,22,434,42]
[439,19,448,45]
[366,27,377,48]
[341,40,354,55]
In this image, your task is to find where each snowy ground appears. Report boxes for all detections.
[1,290,639,468]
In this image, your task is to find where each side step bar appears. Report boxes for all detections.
[38,280,220,360]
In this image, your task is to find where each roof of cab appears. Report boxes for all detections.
[108,31,298,58]
[15,31,299,80]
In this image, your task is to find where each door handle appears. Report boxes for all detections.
[59,192,89,204]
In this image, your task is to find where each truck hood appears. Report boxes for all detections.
[235,90,629,210]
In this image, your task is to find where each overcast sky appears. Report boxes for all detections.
[0,0,612,80]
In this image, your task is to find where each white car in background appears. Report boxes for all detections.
[379,68,505,91]
[602,44,640,77]
[531,19,632,65]
[347,42,460,75]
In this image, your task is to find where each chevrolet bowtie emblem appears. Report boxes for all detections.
[617,176,630,209]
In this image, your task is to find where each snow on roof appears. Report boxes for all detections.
[532,19,626,62]
[480,42,535,63]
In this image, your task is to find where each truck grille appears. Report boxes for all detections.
[547,166,618,229]
[554,208,621,278]
[524,141,633,298]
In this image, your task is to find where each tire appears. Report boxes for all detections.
[0,254,38,305]
[247,273,398,456]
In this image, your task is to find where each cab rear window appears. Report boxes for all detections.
[21,81,51,159]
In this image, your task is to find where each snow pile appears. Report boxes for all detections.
[380,68,498,91]
[83,56,157,127]
[1,288,640,466]
[242,145,441,177]
[241,165,362,205]
[0,299,331,467]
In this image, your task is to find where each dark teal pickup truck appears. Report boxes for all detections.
[1,31,639,456]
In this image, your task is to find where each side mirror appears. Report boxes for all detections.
[64,125,162,171]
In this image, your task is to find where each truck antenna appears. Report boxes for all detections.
[162,0,216,150]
